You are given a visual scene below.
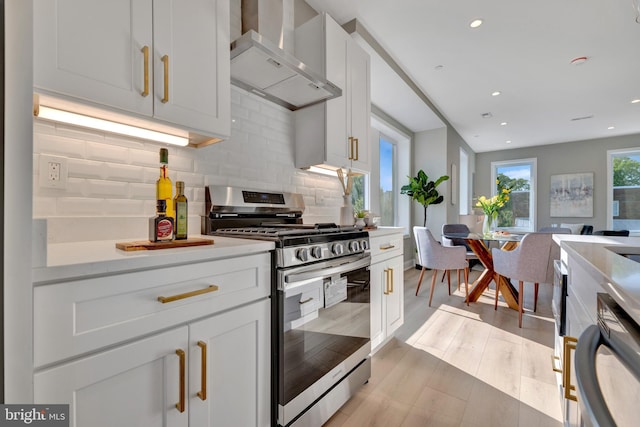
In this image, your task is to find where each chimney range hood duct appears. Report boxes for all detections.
[230,0,341,111]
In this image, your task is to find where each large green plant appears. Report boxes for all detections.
[401,170,449,227]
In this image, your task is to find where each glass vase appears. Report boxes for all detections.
[482,213,497,235]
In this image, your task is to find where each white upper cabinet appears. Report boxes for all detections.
[295,13,371,172]
[34,0,230,140]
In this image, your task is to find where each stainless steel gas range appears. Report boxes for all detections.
[203,186,371,427]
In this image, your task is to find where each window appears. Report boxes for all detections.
[379,137,395,224]
[491,158,536,231]
[373,116,410,233]
[608,148,640,233]
[351,174,367,214]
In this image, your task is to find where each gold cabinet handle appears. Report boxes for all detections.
[389,267,394,293]
[380,244,395,250]
[141,46,149,97]
[197,341,207,401]
[383,268,391,295]
[563,336,578,402]
[551,355,562,373]
[176,349,186,412]
[354,138,359,161]
[348,136,354,160]
[161,54,169,103]
[158,285,219,304]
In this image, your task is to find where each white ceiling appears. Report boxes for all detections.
[305,0,640,153]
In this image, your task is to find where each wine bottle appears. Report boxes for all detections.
[174,181,188,240]
[156,148,174,219]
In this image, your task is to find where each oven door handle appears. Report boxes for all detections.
[284,255,371,284]
[575,324,640,427]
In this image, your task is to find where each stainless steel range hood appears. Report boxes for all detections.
[230,0,341,111]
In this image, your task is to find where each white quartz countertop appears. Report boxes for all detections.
[367,226,406,238]
[555,234,640,325]
[33,235,274,284]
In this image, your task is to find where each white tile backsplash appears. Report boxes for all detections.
[34,87,344,242]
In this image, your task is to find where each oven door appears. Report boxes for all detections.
[276,254,371,427]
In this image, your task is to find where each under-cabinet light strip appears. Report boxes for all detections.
[35,105,190,147]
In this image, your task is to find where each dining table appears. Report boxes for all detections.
[443,231,524,310]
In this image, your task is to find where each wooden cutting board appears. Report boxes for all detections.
[116,237,214,251]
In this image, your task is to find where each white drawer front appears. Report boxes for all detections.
[370,234,403,262]
[34,253,271,367]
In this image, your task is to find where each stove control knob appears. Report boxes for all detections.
[360,240,369,251]
[296,248,309,262]
[310,246,322,259]
[331,243,344,256]
[349,241,361,252]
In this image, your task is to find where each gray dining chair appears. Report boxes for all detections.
[414,226,469,307]
[442,223,479,287]
[491,232,553,328]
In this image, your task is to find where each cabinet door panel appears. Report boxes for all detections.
[34,0,153,115]
[324,15,350,168]
[34,327,188,427]
[385,257,405,336]
[348,41,371,172]
[189,299,270,427]
[153,0,230,136]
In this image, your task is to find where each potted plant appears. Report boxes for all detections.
[401,170,449,227]
[354,209,367,229]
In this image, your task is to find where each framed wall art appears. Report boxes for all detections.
[550,172,594,217]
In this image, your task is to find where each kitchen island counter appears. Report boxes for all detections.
[33,235,274,284]
[554,234,640,326]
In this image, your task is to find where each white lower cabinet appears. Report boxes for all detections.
[189,299,270,427]
[35,327,190,427]
[33,252,271,427]
[369,230,404,351]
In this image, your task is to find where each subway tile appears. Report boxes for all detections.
[104,199,147,216]
[104,163,146,183]
[85,179,129,198]
[55,197,106,216]
[86,141,130,163]
[67,158,105,180]
[129,182,157,200]
[36,133,86,158]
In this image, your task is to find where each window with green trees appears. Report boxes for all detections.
[609,149,640,233]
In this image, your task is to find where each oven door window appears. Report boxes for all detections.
[278,266,370,406]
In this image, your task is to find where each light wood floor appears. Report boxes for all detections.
[324,266,563,427]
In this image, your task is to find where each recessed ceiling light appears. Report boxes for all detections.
[491,91,501,97]
[506,140,512,144]
[632,99,640,104]
[570,56,588,66]
[481,112,493,118]
[434,65,444,71]
[500,122,508,126]
[469,19,483,28]
[608,126,615,130]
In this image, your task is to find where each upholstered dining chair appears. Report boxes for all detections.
[442,223,479,285]
[491,232,553,328]
[414,226,469,307]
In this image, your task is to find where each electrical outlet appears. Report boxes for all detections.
[39,155,68,189]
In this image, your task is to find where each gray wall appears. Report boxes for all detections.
[475,133,640,232]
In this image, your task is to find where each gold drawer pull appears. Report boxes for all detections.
[141,46,149,97]
[299,297,314,305]
[348,136,354,160]
[197,341,207,401]
[175,349,186,412]
[563,336,578,402]
[380,244,395,250]
[389,268,394,293]
[161,54,169,103]
[551,355,562,373]
[158,285,219,304]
